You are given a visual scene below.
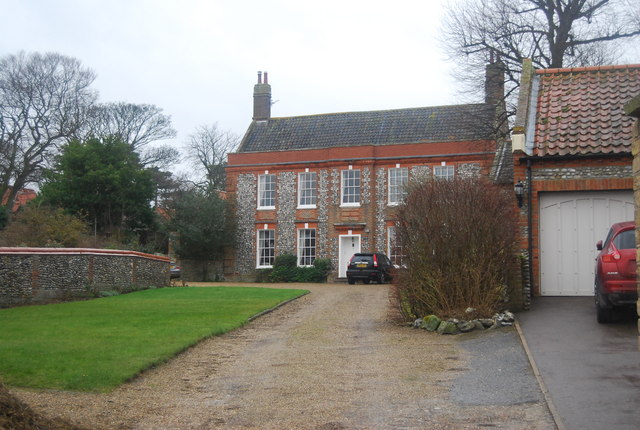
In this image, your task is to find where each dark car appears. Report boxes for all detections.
[170,261,181,279]
[594,221,637,323]
[346,252,393,285]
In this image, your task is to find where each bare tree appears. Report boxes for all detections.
[441,0,640,112]
[81,102,178,167]
[0,52,97,209]
[185,124,239,192]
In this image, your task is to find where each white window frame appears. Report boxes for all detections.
[258,173,276,209]
[388,167,408,205]
[434,165,455,180]
[341,169,361,207]
[387,226,405,268]
[256,229,275,268]
[298,171,317,208]
[297,228,316,267]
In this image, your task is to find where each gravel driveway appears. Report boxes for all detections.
[13,283,555,429]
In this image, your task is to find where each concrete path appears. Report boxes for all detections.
[517,297,640,430]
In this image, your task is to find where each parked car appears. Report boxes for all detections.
[346,252,393,285]
[170,261,181,279]
[594,221,637,323]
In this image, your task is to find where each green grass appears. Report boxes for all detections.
[0,287,307,392]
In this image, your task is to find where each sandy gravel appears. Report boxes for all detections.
[12,283,555,429]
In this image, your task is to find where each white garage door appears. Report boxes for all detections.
[539,191,634,296]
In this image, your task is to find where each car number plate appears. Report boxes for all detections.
[356,263,367,268]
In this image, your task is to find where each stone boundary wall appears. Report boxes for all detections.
[0,248,170,308]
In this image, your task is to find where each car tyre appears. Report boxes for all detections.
[347,277,355,285]
[596,303,612,324]
[377,272,385,284]
[363,279,370,284]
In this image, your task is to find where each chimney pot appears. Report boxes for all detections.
[257,71,262,84]
[264,71,268,84]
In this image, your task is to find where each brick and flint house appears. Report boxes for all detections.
[511,61,640,301]
[226,67,510,281]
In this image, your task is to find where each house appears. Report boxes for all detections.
[1,188,37,213]
[511,61,640,303]
[225,67,509,281]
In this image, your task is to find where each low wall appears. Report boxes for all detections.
[0,248,170,307]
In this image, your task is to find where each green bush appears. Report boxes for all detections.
[265,255,333,283]
[269,254,298,282]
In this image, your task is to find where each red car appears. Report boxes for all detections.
[594,221,637,323]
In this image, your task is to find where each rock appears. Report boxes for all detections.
[502,311,515,322]
[457,321,475,333]
[436,320,459,335]
[479,318,494,328]
[421,315,441,331]
[413,318,423,328]
[500,321,513,326]
[472,320,485,330]
[465,307,476,314]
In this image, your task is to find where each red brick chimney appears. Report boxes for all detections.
[253,71,271,121]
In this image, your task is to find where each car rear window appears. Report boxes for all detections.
[352,255,373,264]
[613,230,635,250]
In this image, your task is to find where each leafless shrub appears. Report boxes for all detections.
[395,176,518,319]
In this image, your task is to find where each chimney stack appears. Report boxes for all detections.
[253,70,271,121]
[485,55,505,106]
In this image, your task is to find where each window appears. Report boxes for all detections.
[434,165,455,180]
[298,229,316,266]
[388,167,408,205]
[341,169,361,205]
[258,174,276,208]
[257,230,275,267]
[387,226,405,267]
[298,172,317,207]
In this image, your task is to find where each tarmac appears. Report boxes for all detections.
[516,296,640,430]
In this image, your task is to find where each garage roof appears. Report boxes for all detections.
[531,64,640,157]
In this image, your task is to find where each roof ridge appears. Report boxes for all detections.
[267,103,493,121]
[536,64,640,75]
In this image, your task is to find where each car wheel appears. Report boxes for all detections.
[596,303,612,324]
[363,279,370,284]
[348,277,355,285]
[378,272,385,284]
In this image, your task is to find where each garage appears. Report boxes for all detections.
[539,191,634,296]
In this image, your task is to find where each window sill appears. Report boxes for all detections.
[257,206,276,211]
[297,205,317,210]
[340,203,361,208]
[256,265,273,269]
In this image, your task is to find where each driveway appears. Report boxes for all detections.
[517,297,640,430]
[14,283,554,429]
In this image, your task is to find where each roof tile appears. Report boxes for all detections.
[533,64,640,156]
[238,104,497,153]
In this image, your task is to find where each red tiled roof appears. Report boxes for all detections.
[533,64,640,156]
[1,188,37,212]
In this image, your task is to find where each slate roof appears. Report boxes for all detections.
[533,64,640,157]
[238,104,497,153]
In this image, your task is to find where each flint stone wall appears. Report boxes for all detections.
[0,247,169,308]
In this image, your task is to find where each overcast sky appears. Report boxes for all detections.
[0,0,462,173]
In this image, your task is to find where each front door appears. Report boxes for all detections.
[338,234,361,278]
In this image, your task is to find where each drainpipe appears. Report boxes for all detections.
[526,159,533,299]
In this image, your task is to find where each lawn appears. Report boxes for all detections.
[0,286,307,392]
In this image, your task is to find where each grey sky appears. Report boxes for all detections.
[1,0,460,169]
